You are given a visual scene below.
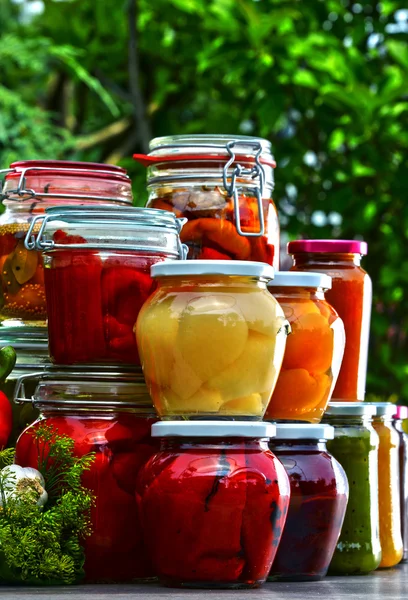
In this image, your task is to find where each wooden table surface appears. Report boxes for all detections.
[2,562,408,599]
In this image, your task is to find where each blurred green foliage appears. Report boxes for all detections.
[0,0,408,401]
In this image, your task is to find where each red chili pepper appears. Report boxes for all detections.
[197,247,232,260]
[0,391,12,448]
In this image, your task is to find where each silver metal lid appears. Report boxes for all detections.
[268,272,332,290]
[272,423,334,440]
[151,421,276,438]
[324,402,377,417]
[151,259,275,279]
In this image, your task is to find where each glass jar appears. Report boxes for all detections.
[136,421,290,589]
[366,402,403,568]
[27,205,185,365]
[268,424,348,581]
[14,371,158,583]
[136,260,289,419]
[288,240,372,401]
[322,402,381,574]
[266,272,345,423]
[393,405,408,562]
[136,135,279,267]
[0,161,133,328]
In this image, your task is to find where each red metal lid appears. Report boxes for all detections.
[394,405,408,420]
[133,153,276,168]
[287,239,368,255]
[7,160,129,182]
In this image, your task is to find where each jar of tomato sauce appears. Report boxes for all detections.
[134,135,279,267]
[366,402,403,568]
[0,161,133,328]
[266,272,345,423]
[136,421,290,589]
[14,370,158,583]
[136,260,289,420]
[322,402,381,574]
[288,240,371,401]
[27,205,185,365]
[393,405,408,562]
[268,423,348,581]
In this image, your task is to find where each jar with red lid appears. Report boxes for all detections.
[0,161,133,328]
[393,405,408,562]
[13,369,158,583]
[27,205,185,365]
[267,423,348,581]
[136,421,290,589]
[288,240,372,401]
[134,134,279,268]
[266,272,345,423]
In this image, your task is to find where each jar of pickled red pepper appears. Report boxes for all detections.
[27,205,185,365]
[322,402,381,574]
[0,161,133,328]
[288,240,372,401]
[14,370,158,583]
[268,423,348,581]
[136,260,289,420]
[134,135,279,267]
[393,405,408,562]
[136,421,290,589]
[266,272,345,423]
[366,402,403,568]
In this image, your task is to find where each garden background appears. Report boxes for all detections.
[1,0,407,402]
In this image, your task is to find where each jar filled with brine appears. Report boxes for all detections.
[135,135,279,268]
[288,240,372,401]
[0,161,133,328]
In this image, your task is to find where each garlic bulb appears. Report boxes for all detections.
[0,464,48,507]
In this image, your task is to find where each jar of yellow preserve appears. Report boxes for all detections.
[366,402,403,568]
[136,260,289,419]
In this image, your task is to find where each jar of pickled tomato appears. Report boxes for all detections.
[393,405,408,562]
[268,423,348,581]
[14,370,158,583]
[322,402,381,574]
[266,272,345,423]
[136,260,289,420]
[0,161,133,328]
[135,135,279,267]
[366,402,403,568]
[288,240,372,401]
[27,205,185,365]
[137,421,290,589]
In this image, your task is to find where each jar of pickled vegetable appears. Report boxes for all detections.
[135,135,279,267]
[28,205,185,365]
[322,402,381,574]
[0,161,133,328]
[366,402,403,568]
[136,421,290,589]
[14,370,158,583]
[268,424,348,581]
[136,260,289,419]
[288,240,372,401]
[393,405,408,562]
[266,272,345,423]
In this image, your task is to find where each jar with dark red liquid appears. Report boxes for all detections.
[393,405,408,562]
[26,205,185,365]
[137,421,290,589]
[14,370,158,583]
[268,424,348,581]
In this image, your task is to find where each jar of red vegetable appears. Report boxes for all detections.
[288,240,372,401]
[134,134,279,267]
[136,421,290,589]
[14,370,158,583]
[0,161,133,328]
[27,205,185,365]
[268,423,349,581]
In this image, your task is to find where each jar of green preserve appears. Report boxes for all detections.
[322,402,381,574]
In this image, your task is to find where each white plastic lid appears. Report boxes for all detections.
[151,260,275,280]
[151,421,276,438]
[324,402,376,417]
[268,271,332,290]
[272,423,334,440]
[364,402,396,417]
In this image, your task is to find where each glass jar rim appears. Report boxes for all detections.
[364,402,397,418]
[324,402,376,417]
[151,259,274,280]
[268,271,332,290]
[151,420,276,438]
[288,239,368,256]
[269,423,334,441]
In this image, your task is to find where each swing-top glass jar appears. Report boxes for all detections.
[393,405,408,562]
[27,205,185,365]
[0,161,133,328]
[14,368,158,583]
[135,135,279,268]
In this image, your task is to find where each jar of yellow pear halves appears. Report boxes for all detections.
[136,260,289,419]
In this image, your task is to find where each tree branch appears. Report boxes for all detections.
[75,117,132,150]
